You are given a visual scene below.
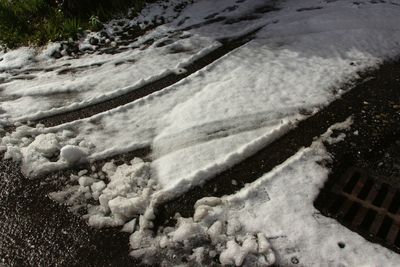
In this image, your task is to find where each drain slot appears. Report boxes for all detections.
[359,209,376,231]
[357,179,373,200]
[377,216,393,240]
[388,191,400,213]
[343,172,360,193]
[343,202,360,222]
[373,184,389,206]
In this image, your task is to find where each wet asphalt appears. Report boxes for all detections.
[0,158,141,267]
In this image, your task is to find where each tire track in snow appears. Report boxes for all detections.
[31,29,262,128]
[155,59,400,225]
[153,109,299,157]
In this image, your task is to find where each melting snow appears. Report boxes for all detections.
[4,0,399,185]
[125,119,400,266]
[1,0,400,265]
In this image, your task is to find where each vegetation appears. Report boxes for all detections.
[0,0,149,48]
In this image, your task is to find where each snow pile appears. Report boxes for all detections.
[60,145,88,165]
[129,204,275,266]
[49,157,159,229]
[0,125,92,177]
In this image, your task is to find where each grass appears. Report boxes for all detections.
[0,0,149,48]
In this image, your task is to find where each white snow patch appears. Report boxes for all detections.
[0,47,36,71]
[60,145,88,165]
[49,157,160,229]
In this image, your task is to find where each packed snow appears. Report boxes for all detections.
[1,0,400,265]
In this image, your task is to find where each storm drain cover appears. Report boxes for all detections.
[316,167,400,253]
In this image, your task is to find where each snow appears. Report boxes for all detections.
[206,139,400,266]
[60,145,88,165]
[35,0,400,200]
[0,34,218,123]
[127,120,400,266]
[2,0,400,265]
[129,209,277,266]
[0,47,36,71]
[0,0,312,124]
[0,0,220,124]
[28,133,60,158]
[1,0,400,200]
[1,124,93,177]
[50,157,159,228]
[78,176,95,187]
[121,218,137,233]
[219,237,261,266]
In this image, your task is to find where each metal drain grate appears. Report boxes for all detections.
[317,167,400,253]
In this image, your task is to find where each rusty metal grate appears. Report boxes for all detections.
[317,167,400,253]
